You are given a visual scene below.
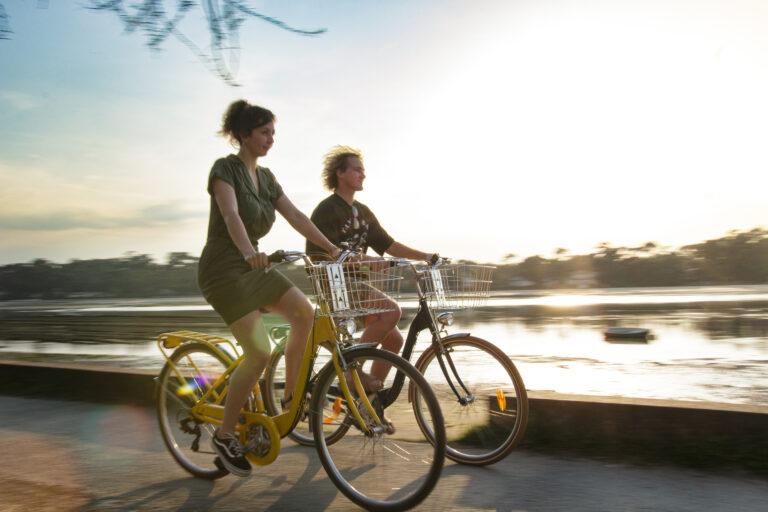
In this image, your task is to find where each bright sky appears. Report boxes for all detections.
[1,0,766,265]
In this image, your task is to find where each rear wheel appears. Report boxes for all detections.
[414,336,528,465]
[156,342,233,479]
[263,342,349,446]
[310,347,445,511]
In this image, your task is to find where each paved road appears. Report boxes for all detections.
[1,395,766,511]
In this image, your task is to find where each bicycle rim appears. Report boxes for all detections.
[156,342,232,479]
[263,343,349,446]
[414,336,528,465]
[310,347,445,511]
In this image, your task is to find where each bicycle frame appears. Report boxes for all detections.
[382,294,474,409]
[157,309,389,464]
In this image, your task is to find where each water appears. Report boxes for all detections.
[1,285,767,406]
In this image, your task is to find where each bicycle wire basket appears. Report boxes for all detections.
[306,258,403,318]
[417,263,495,310]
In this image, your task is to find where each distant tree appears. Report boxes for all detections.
[167,251,199,267]
[516,255,548,288]
[682,228,768,284]
[502,253,517,264]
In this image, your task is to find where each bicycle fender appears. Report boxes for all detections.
[342,342,379,353]
[440,332,471,340]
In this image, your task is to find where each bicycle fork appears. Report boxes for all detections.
[332,344,387,436]
[393,300,475,406]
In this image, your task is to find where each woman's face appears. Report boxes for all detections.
[242,121,275,157]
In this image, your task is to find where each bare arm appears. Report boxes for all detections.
[212,179,269,268]
[275,194,340,257]
[386,241,434,261]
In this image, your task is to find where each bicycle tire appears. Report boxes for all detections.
[310,347,445,511]
[413,336,528,466]
[262,342,349,446]
[156,341,233,479]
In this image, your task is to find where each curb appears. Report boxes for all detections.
[517,391,768,472]
[0,360,157,405]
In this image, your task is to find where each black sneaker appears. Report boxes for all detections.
[211,431,252,477]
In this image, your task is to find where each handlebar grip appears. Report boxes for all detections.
[267,250,285,263]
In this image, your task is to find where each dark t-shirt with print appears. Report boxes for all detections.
[307,194,394,258]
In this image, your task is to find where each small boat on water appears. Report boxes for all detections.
[603,327,651,343]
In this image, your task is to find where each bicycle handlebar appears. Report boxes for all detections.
[266,250,303,263]
[267,249,449,269]
[266,249,354,267]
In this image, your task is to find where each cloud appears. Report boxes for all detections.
[0,204,206,231]
[0,90,42,110]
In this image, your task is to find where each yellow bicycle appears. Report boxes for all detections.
[155,250,446,511]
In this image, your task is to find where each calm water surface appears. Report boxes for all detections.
[1,285,767,406]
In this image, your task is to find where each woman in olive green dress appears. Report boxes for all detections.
[199,99,340,477]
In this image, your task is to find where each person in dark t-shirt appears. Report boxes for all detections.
[307,145,436,389]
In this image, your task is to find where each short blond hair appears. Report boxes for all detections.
[321,145,363,190]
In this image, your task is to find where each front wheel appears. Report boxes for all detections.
[310,347,445,512]
[413,336,528,466]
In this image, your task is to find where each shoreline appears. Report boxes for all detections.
[2,283,768,307]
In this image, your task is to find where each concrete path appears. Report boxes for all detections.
[1,395,765,511]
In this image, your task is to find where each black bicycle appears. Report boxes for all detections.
[263,257,528,466]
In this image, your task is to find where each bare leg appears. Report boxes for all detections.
[218,310,271,436]
[264,287,314,403]
[360,298,403,383]
[370,327,404,382]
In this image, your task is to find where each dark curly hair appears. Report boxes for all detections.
[219,99,275,145]
[321,145,363,190]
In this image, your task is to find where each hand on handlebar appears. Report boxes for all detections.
[267,250,287,264]
[331,242,364,264]
[328,246,343,261]
[245,251,271,270]
[429,253,446,266]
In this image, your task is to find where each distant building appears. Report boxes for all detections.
[565,270,598,288]
[508,277,535,288]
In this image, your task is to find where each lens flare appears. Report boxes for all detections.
[176,383,196,396]
[194,373,211,387]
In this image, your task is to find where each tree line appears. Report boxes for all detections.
[495,227,768,289]
[1,228,766,300]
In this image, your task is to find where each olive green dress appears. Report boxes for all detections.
[197,154,293,325]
